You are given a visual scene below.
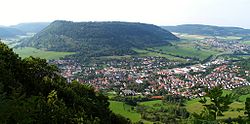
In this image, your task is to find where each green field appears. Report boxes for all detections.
[14,47,75,60]
[110,100,167,124]
[152,41,220,60]
[138,100,162,107]
[186,99,245,119]
[133,48,187,62]
[242,40,250,45]
[109,101,142,122]
[96,55,132,59]
[239,94,250,102]
[185,90,247,120]
[173,33,242,41]
[215,36,242,40]
[110,95,248,123]
[173,33,209,40]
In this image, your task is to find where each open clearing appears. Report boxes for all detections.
[110,94,248,123]
[173,33,209,40]
[242,40,250,45]
[152,41,220,60]
[14,47,75,60]
[185,90,247,119]
[109,101,142,123]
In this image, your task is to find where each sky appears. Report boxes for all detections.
[1,0,250,28]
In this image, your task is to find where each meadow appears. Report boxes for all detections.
[152,41,220,60]
[185,98,245,119]
[173,33,209,40]
[109,90,249,123]
[174,33,242,41]
[14,47,75,60]
[215,36,242,40]
[133,48,187,62]
[185,90,247,119]
[242,40,250,45]
[109,101,142,122]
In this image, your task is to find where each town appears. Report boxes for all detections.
[49,56,250,98]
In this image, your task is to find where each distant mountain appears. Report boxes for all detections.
[0,27,26,38]
[11,22,50,33]
[162,24,250,36]
[20,20,179,60]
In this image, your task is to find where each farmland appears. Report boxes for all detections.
[152,41,220,60]
[242,40,250,45]
[14,47,75,60]
[186,98,245,119]
[109,89,249,123]
[133,48,187,62]
[173,33,209,40]
[109,101,142,123]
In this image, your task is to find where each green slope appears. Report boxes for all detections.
[20,21,179,61]
[14,47,75,60]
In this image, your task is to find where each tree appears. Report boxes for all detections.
[245,98,250,120]
[193,86,234,122]
[0,41,131,124]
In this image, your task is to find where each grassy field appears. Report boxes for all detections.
[138,100,165,110]
[109,101,142,122]
[173,33,209,40]
[186,98,245,119]
[215,36,242,40]
[185,90,247,119]
[110,94,248,123]
[138,100,162,107]
[133,48,187,62]
[239,94,250,102]
[109,100,167,124]
[173,33,242,41]
[242,40,250,45]
[14,47,75,60]
[97,55,132,59]
[152,41,220,60]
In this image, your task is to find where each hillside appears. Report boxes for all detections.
[162,24,250,36]
[11,22,50,33]
[0,41,130,123]
[0,27,26,38]
[20,21,179,60]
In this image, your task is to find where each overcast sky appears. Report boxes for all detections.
[1,0,250,28]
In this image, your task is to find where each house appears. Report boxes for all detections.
[121,90,136,96]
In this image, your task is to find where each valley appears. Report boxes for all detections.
[46,37,250,123]
[2,0,250,123]
[2,21,250,123]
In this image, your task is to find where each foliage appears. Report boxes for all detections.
[163,95,187,105]
[0,41,131,124]
[20,21,179,62]
[10,22,50,33]
[245,98,250,120]
[237,58,250,82]
[110,96,152,106]
[232,86,250,101]
[192,86,234,123]
[137,102,190,123]
[0,27,25,38]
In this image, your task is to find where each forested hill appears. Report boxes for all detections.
[20,21,179,58]
[0,41,131,123]
[0,27,26,38]
[162,24,250,36]
[10,22,50,33]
